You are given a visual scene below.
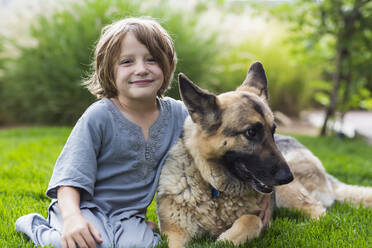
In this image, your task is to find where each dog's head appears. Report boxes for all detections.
[179,62,293,194]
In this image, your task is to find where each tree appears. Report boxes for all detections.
[269,0,372,136]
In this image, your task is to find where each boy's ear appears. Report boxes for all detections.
[178,73,222,133]
[237,61,269,101]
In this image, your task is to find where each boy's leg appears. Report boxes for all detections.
[49,201,114,248]
[114,215,161,248]
[15,212,62,248]
[15,201,114,248]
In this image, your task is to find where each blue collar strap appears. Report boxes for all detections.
[211,187,220,198]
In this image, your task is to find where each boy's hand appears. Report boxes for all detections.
[61,213,102,248]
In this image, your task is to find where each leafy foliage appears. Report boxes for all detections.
[210,32,320,116]
[0,0,331,125]
[266,0,372,134]
[1,0,118,124]
[0,0,221,125]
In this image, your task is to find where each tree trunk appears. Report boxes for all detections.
[320,47,346,136]
[319,0,362,136]
[340,71,352,122]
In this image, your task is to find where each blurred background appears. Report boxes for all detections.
[0,0,371,141]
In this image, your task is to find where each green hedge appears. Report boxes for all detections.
[0,0,221,125]
[0,0,319,125]
[0,38,5,124]
[210,31,321,116]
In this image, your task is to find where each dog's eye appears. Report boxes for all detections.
[245,128,257,138]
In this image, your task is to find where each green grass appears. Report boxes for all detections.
[1,127,372,247]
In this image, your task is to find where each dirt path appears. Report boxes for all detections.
[277,110,372,144]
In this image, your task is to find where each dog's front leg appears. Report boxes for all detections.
[157,197,190,248]
[217,214,263,245]
[164,230,190,248]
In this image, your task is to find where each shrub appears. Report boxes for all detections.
[1,0,120,124]
[0,36,9,124]
[1,0,220,125]
[1,0,322,125]
[212,31,321,116]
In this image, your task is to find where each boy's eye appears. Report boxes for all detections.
[119,59,132,65]
[147,57,157,63]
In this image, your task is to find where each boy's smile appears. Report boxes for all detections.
[130,79,155,86]
[114,32,164,103]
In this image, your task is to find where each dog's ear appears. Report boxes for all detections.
[178,73,222,132]
[237,61,269,101]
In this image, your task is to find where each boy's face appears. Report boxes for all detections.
[114,32,164,102]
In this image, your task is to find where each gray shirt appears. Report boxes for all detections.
[46,97,188,219]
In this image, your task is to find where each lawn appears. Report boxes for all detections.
[1,127,372,247]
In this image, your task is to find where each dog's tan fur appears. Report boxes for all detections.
[275,137,372,219]
[157,125,266,247]
[156,62,372,248]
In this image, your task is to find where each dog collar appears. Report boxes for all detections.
[211,187,220,198]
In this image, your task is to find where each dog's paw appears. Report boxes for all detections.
[308,206,326,219]
[217,215,263,245]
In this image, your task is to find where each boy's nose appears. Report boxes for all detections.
[135,61,148,75]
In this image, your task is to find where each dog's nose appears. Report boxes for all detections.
[274,168,294,185]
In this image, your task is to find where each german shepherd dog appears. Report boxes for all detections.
[156,62,372,248]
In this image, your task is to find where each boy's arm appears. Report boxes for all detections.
[57,186,102,248]
[57,186,82,220]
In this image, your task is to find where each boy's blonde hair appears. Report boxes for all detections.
[84,17,177,98]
